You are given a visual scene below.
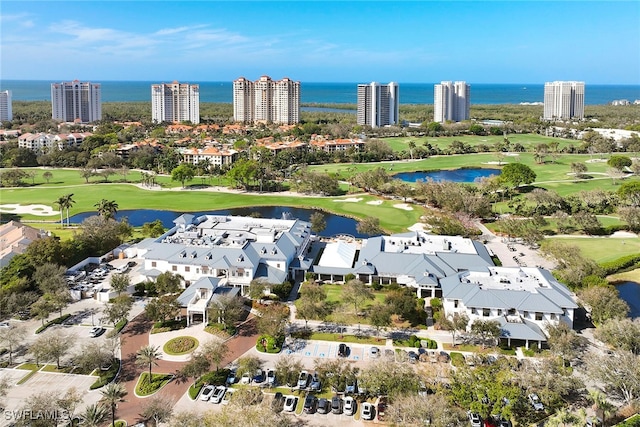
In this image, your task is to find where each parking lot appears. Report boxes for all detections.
[283,339,379,362]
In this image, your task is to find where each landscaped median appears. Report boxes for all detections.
[163,336,199,356]
[135,372,173,397]
[35,313,72,334]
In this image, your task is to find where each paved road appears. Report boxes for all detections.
[115,314,259,425]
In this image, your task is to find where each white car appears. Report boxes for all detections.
[240,372,252,384]
[298,370,309,388]
[283,395,297,412]
[528,393,544,411]
[344,396,356,416]
[361,402,374,420]
[89,327,105,337]
[221,389,234,405]
[200,385,215,401]
[266,369,276,386]
[211,386,226,404]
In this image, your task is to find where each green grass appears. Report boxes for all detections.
[163,336,199,355]
[17,369,38,385]
[135,372,173,396]
[188,382,203,400]
[305,332,386,346]
[16,363,40,370]
[35,313,72,334]
[608,268,640,283]
[41,364,74,373]
[545,236,640,264]
[89,358,120,390]
[322,284,387,306]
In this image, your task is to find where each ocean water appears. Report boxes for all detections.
[2,80,639,105]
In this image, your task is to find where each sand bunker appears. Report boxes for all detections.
[366,200,383,205]
[585,158,608,163]
[333,197,362,203]
[407,223,430,231]
[0,204,59,216]
[394,203,414,211]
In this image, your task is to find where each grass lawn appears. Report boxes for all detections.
[322,284,386,306]
[608,268,640,283]
[545,236,640,264]
[41,364,74,373]
[163,336,199,355]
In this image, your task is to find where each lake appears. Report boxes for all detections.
[68,206,370,238]
[394,168,501,183]
[617,281,640,318]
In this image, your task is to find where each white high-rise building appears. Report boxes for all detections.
[151,82,200,124]
[434,81,470,123]
[356,82,399,128]
[51,81,102,123]
[0,91,12,122]
[233,76,300,124]
[543,81,585,120]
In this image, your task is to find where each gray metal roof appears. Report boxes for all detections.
[498,317,548,342]
[177,276,222,306]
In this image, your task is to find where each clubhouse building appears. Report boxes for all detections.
[128,214,576,347]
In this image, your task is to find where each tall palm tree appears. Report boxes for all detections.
[136,345,161,379]
[63,193,75,227]
[54,196,66,227]
[80,402,108,427]
[589,390,616,426]
[100,382,127,427]
[94,199,119,220]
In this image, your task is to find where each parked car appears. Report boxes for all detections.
[210,386,226,404]
[271,392,285,412]
[298,370,309,388]
[317,398,330,414]
[226,370,236,385]
[89,327,105,338]
[221,389,234,405]
[200,385,215,401]
[361,402,375,420]
[253,369,264,383]
[0,321,10,328]
[310,372,321,391]
[468,412,482,427]
[303,394,317,414]
[344,396,356,416]
[345,377,357,394]
[283,395,297,412]
[266,369,276,386]
[338,343,349,357]
[377,396,387,421]
[408,351,419,363]
[370,346,380,358]
[331,395,343,414]
[528,393,544,411]
[498,418,512,427]
[240,371,252,384]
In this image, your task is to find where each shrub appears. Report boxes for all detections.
[35,314,72,334]
[600,254,640,276]
[163,336,198,355]
[90,358,120,390]
[272,281,293,300]
[256,334,283,353]
[371,282,383,291]
[136,373,172,396]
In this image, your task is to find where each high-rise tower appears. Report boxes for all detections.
[51,81,102,123]
[151,82,200,124]
[434,81,470,123]
[543,81,585,120]
[356,82,399,128]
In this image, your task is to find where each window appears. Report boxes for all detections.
[497,309,502,316]
[172,265,177,272]
[535,312,543,321]
[185,266,190,272]
[508,308,516,316]
[523,311,529,318]
[471,308,477,315]
[151,261,157,267]
[277,263,281,268]
[550,313,557,321]
[483,308,490,317]
[454,300,459,308]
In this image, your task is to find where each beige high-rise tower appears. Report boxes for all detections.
[543,81,585,120]
[233,76,300,124]
[151,82,200,124]
[51,81,102,123]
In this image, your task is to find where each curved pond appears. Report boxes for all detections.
[68,206,370,238]
[616,281,640,318]
[395,168,501,183]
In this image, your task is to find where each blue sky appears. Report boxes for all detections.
[2,1,639,84]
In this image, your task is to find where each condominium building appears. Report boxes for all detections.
[233,76,300,124]
[0,90,12,122]
[356,82,399,128]
[543,81,585,120]
[151,82,200,124]
[51,81,102,123]
[434,81,470,123]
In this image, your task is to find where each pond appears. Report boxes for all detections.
[616,281,640,318]
[68,206,370,238]
[394,168,501,183]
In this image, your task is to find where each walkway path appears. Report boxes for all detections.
[115,314,259,425]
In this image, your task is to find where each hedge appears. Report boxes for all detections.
[89,358,120,390]
[600,254,640,276]
[614,414,640,427]
[35,314,72,334]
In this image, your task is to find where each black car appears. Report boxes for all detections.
[338,343,349,357]
[331,395,343,414]
[317,398,330,414]
[303,394,317,414]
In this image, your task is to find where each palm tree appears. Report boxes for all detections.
[136,345,161,379]
[63,193,75,227]
[80,402,108,427]
[95,199,119,220]
[100,382,127,427]
[589,390,616,426]
[408,140,416,160]
[54,196,66,227]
